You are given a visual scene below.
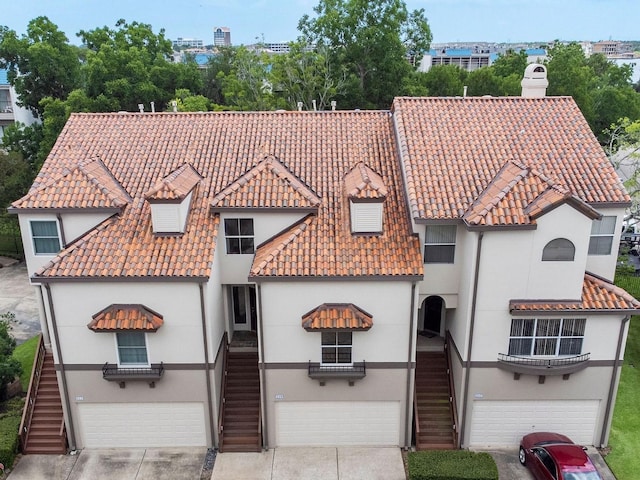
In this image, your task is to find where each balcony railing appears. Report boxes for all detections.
[102,362,164,388]
[497,353,590,377]
[308,361,366,385]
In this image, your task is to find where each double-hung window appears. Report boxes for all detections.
[424,225,456,263]
[224,218,254,254]
[30,220,61,255]
[588,216,616,255]
[321,331,352,365]
[508,318,586,356]
[116,332,149,366]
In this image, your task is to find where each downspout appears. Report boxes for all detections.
[458,230,484,448]
[36,285,52,348]
[404,282,417,448]
[199,283,215,447]
[55,213,67,248]
[256,283,268,449]
[600,315,630,447]
[44,283,76,450]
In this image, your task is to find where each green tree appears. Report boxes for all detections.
[0,313,21,400]
[419,65,467,97]
[168,89,211,112]
[0,150,31,210]
[466,67,503,97]
[219,46,276,111]
[0,17,81,117]
[491,49,528,78]
[298,0,432,108]
[270,42,346,111]
[203,47,236,106]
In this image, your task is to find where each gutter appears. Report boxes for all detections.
[404,282,417,448]
[199,283,215,447]
[44,283,77,451]
[600,315,630,447]
[458,230,484,448]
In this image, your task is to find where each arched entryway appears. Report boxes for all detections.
[422,296,444,336]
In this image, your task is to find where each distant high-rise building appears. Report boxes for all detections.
[172,37,204,49]
[213,27,231,47]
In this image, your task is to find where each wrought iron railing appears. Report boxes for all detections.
[102,362,164,387]
[308,361,366,381]
[497,353,590,376]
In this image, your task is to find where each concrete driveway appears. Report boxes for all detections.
[6,448,210,480]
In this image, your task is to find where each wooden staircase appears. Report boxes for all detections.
[20,345,67,454]
[414,351,456,450]
[219,351,261,452]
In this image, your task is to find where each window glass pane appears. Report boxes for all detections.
[31,221,58,236]
[117,332,148,364]
[240,219,254,235]
[561,318,585,336]
[508,338,532,356]
[425,225,456,243]
[424,245,455,263]
[224,218,239,236]
[542,238,575,261]
[117,332,145,346]
[510,319,534,337]
[534,338,557,356]
[536,319,560,337]
[240,238,254,254]
[559,338,583,355]
[588,236,613,255]
[34,237,61,254]
[321,332,336,345]
[226,238,240,254]
[591,216,616,235]
[337,347,352,363]
[337,332,352,345]
[322,347,336,363]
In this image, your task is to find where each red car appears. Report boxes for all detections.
[519,432,603,480]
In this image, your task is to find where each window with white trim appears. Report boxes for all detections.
[116,332,149,365]
[542,238,575,261]
[30,220,61,255]
[321,331,352,364]
[224,218,254,254]
[588,216,616,255]
[424,225,456,263]
[508,318,585,356]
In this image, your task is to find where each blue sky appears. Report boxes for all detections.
[3,0,638,46]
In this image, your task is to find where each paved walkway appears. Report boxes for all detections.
[0,260,40,343]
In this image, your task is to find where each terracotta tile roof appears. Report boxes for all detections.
[211,155,321,210]
[18,111,421,279]
[88,304,164,331]
[302,303,373,331]
[510,273,640,314]
[463,161,599,227]
[344,162,388,199]
[11,157,130,210]
[393,97,630,221]
[145,163,203,201]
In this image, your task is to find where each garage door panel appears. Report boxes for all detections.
[276,401,400,447]
[470,400,599,447]
[78,402,206,448]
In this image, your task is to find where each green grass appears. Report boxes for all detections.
[12,335,40,391]
[607,276,640,479]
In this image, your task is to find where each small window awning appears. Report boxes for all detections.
[88,304,164,332]
[302,303,373,331]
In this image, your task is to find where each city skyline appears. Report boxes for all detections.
[3,0,639,47]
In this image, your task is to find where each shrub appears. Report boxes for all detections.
[0,314,22,401]
[0,414,20,471]
[408,450,498,480]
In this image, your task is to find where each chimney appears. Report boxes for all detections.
[521,63,548,98]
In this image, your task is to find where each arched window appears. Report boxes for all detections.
[542,238,575,261]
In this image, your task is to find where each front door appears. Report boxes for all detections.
[423,296,443,335]
[231,285,257,331]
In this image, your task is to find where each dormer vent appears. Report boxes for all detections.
[344,163,387,234]
[521,63,548,98]
[145,164,203,234]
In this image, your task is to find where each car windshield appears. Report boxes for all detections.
[562,469,602,480]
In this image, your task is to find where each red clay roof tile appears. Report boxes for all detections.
[88,304,164,331]
[344,162,388,199]
[145,163,203,201]
[302,303,373,330]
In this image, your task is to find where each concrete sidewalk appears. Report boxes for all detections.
[211,447,406,480]
[6,448,209,480]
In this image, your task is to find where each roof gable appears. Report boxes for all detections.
[344,162,388,199]
[88,304,164,331]
[302,303,373,331]
[145,163,203,201]
[211,155,321,210]
[12,157,130,211]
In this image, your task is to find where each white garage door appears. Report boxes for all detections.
[276,401,400,446]
[469,400,600,447]
[78,402,206,448]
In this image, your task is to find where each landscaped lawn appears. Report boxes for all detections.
[606,275,640,479]
[12,335,40,391]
